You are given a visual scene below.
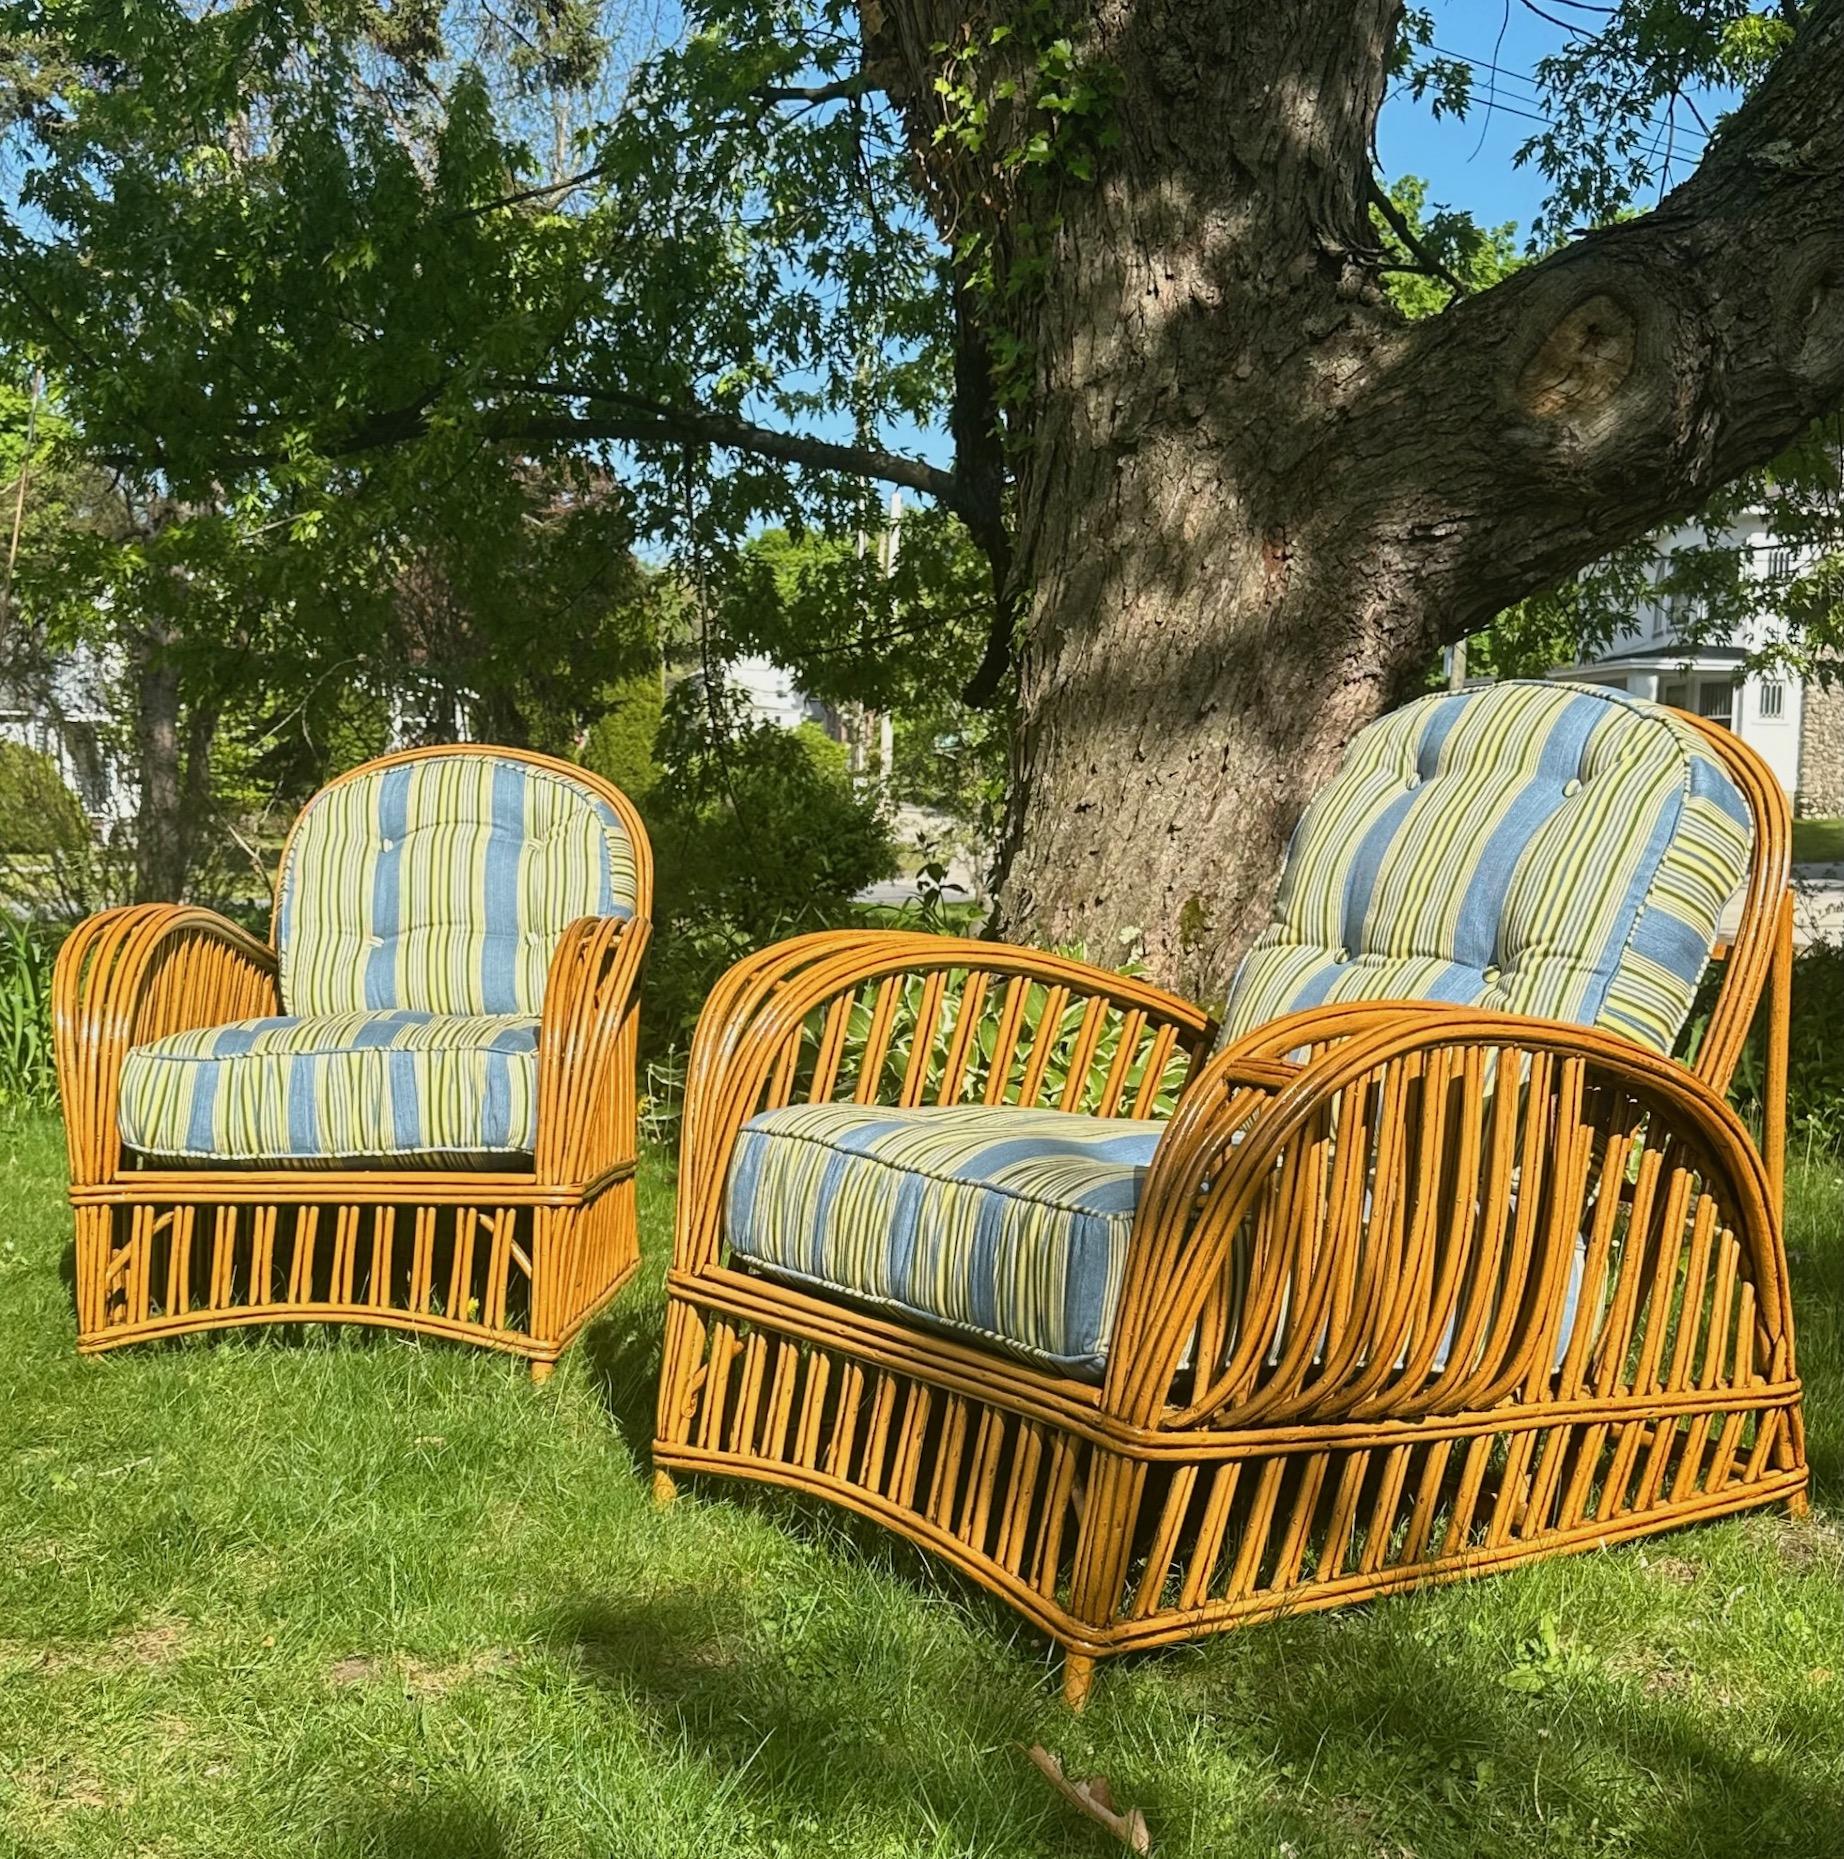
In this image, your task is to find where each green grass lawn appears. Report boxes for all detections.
[3,1112,1841,1859]
[1792,817,1844,865]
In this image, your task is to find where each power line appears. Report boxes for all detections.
[1421,40,1711,151]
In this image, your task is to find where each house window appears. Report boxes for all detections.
[1767,545,1797,580]
[1697,681,1736,730]
[1663,682,1690,711]
[1669,591,1705,635]
[1759,680,1786,721]
[1650,601,1668,638]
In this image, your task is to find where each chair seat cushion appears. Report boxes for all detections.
[727,1101,1594,1386]
[725,1101,1166,1380]
[118,1011,540,1165]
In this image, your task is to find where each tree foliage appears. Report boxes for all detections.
[2,1,1842,953]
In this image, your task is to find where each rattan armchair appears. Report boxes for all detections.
[653,683,1805,1706]
[55,743,652,1379]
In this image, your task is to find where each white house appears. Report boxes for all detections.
[722,652,833,734]
[1551,515,1844,815]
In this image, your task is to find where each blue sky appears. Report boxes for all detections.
[1378,1,1725,236]
[1379,2,1570,235]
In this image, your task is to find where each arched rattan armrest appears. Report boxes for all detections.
[1106,1007,1796,1450]
[53,905,282,1187]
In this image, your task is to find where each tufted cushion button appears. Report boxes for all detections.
[1404,773,1422,790]
[1482,964,1502,986]
[1562,779,1582,798]
[1331,949,1351,965]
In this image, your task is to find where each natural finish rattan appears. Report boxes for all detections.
[654,718,1805,1705]
[55,744,652,1380]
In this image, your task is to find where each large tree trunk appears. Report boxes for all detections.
[874,0,1844,998]
[128,620,221,903]
[996,535,1420,1000]
[130,622,189,903]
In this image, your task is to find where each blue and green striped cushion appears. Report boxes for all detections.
[728,1101,1591,1380]
[727,1102,1166,1379]
[723,683,1749,1380]
[275,754,637,1019]
[119,1011,539,1163]
[1222,681,1752,1053]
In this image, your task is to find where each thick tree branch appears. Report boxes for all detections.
[1340,0,1844,646]
[754,73,873,107]
[476,383,962,507]
[100,382,964,513]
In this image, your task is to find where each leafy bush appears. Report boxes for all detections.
[576,669,665,803]
[0,916,60,1107]
[0,742,91,856]
[641,683,894,1056]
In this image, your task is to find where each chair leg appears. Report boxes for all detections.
[651,1469,678,1508]
[1062,1653,1097,1712]
[529,1356,557,1385]
[71,1205,110,1343]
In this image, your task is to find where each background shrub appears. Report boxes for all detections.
[575,669,665,804]
[0,743,91,856]
[641,684,894,1056]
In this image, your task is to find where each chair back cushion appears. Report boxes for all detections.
[1221,681,1752,1054]
[276,752,638,1017]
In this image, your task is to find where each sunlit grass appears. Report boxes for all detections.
[1792,816,1844,865]
[2,1111,1839,1857]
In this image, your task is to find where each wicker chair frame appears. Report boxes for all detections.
[653,717,1805,1706]
[54,743,653,1380]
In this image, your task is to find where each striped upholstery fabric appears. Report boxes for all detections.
[275,754,637,1019]
[1222,681,1751,1053]
[727,1102,1165,1379]
[119,1011,539,1164]
[726,1103,1592,1382]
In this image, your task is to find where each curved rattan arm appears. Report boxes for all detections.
[534,913,651,1187]
[1106,1006,1795,1442]
[53,904,282,1187]
[671,930,1218,1281]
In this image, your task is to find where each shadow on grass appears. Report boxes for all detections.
[1200,1596,1844,1857]
[579,1292,668,1455]
[544,1587,1063,1852]
[544,1556,1842,1858]
[319,1794,531,1859]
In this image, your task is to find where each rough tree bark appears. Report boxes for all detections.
[865,0,1844,1000]
[128,618,217,903]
